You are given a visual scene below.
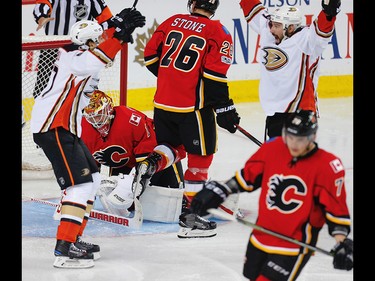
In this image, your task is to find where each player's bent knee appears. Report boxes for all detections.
[63,182,94,205]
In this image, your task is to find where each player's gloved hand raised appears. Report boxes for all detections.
[112,8,146,30]
[321,0,341,21]
[215,99,240,134]
[331,238,353,271]
[112,8,146,43]
[190,181,231,216]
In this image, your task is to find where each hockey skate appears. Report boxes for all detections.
[75,236,101,260]
[53,240,94,268]
[177,212,217,238]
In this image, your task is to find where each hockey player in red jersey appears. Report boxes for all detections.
[131,0,241,238]
[190,109,353,280]
[81,90,185,217]
[238,0,341,140]
[30,9,145,268]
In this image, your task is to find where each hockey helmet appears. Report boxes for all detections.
[270,6,302,30]
[70,20,103,45]
[188,0,220,15]
[283,109,318,137]
[83,90,114,137]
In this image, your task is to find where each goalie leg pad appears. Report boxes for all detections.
[139,185,184,223]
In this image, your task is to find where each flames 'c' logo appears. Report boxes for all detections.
[266,174,307,213]
[262,47,288,71]
[92,145,130,168]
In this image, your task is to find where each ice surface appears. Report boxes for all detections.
[22,98,354,281]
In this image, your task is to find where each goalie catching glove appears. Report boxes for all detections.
[321,0,341,21]
[215,99,240,134]
[112,8,146,43]
[331,238,353,271]
[190,180,235,216]
[97,174,135,216]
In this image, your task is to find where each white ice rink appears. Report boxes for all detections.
[22,97,354,281]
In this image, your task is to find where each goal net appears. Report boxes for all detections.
[22,35,127,180]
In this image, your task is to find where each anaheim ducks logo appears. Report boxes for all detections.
[92,145,130,168]
[266,174,307,213]
[262,47,288,71]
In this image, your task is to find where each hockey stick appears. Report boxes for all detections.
[208,208,333,256]
[23,196,143,229]
[132,0,138,9]
[236,125,262,147]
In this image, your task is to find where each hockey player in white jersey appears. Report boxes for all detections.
[30,8,145,268]
[238,0,341,140]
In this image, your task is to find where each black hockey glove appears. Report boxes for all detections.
[322,0,341,21]
[331,238,353,271]
[112,8,146,43]
[131,152,161,197]
[190,181,232,216]
[215,99,240,134]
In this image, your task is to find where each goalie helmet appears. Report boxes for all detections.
[83,90,114,137]
[188,0,220,15]
[270,6,302,31]
[283,109,318,137]
[70,20,103,45]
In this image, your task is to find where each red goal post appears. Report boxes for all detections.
[22,0,36,4]
[22,35,129,179]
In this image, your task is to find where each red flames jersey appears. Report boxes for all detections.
[81,106,157,175]
[144,13,233,112]
[235,137,351,255]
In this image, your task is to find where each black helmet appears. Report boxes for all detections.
[188,0,220,14]
[283,109,318,137]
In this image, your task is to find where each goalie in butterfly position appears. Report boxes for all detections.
[190,109,353,280]
[30,8,145,268]
[81,90,185,222]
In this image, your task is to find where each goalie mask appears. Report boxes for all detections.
[83,90,114,137]
[188,0,219,16]
[269,6,302,40]
[70,20,103,45]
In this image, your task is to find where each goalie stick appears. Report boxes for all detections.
[23,196,143,229]
[208,208,333,256]
[236,125,263,147]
